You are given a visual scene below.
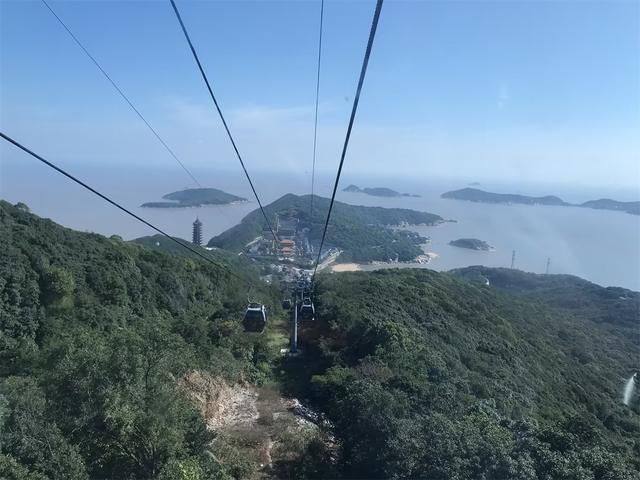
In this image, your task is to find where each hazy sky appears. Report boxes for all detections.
[1,0,639,190]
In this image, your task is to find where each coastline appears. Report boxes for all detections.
[140,199,249,209]
[331,252,439,273]
[332,263,362,272]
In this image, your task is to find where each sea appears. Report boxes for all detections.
[1,160,639,291]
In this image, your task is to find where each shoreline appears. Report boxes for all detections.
[140,199,250,209]
[331,252,439,273]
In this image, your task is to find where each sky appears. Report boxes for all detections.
[1,0,639,191]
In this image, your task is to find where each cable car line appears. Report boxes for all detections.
[309,0,325,221]
[168,0,279,245]
[311,0,384,284]
[0,132,240,276]
[41,0,202,188]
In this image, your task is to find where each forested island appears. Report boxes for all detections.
[209,193,443,263]
[1,199,639,479]
[343,184,420,198]
[442,187,568,206]
[141,187,246,208]
[449,237,493,250]
[442,187,639,215]
[581,198,640,215]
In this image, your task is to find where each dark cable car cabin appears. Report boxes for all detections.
[243,303,267,333]
[299,297,315,321]
[282,298,292,310]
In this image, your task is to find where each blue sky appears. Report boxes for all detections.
[1,0,639,189]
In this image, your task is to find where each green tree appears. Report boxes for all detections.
[0,377,88,480]
[42,266,75,306]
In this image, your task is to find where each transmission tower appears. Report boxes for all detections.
[511,250,516,269]
[545,257,551,274]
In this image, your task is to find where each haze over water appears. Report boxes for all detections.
[2,161,639,291]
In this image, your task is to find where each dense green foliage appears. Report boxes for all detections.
[3,200,639,479]
[209,194,442,262]
[133,234,253,271]
[287,268,639,478]
[141,188,246,208]
[0,200,281,479]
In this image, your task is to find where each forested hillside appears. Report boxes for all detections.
[0,201,283,479]
[289,269,639,478]
[2,201,638,479]
[451,266,639,330]
[209,194,442,262]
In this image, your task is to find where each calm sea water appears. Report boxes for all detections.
[1,160,639,291]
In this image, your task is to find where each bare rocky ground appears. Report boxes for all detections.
[180,370,329,478]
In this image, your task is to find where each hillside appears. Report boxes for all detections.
[450,266,639,329]
[0,200,300,479]
[285,268,639,478]
[141,188,246,208]
[2,201,639,479]
[209,193,443,262]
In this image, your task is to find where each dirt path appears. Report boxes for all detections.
[180,371,324,478]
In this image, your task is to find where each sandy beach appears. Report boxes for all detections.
[331,253,439,273]
[331,263,363,272]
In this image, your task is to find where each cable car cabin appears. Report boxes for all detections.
[243,303,267,333]
[299,297,315,321]
[282,298,292,310]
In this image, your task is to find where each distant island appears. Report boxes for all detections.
[442,188,639,215]
[442,188,568,206]
[580,198,640,215]
[343,184,421,198]
[141,188,246,208]
[449,238,493,251]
